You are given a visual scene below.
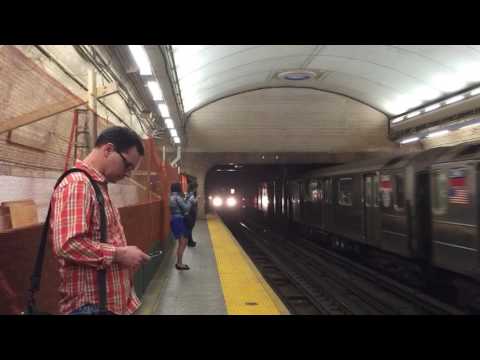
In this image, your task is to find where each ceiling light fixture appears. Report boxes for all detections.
[164,118,174,129]
[426,130,450,139]
[128,45,152,76]
[400,137,420,144]
[158,104,170,118]
[147,81,163,101]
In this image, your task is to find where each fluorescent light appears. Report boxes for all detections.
[445,95,465,105]
[406,111,421,119]
[173,136,181,144]
[400,137,420,144]
[158,104,170,118]
[425,103,441,112]
[426,130,450,139]
[169,128,178,137]
[391,117,404,124]
[471,88,480,96]
[461,122,480,130]
[128,45,152,76]
[147,81,163,101]
[164,118,174,129]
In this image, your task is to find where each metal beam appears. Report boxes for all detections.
[0,99,87,135]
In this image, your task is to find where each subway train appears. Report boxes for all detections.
[208,187,246,211]
[254,140,480,308]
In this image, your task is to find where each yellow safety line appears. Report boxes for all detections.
[207,214,290,315]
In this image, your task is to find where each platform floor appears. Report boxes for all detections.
[137,215,289,315]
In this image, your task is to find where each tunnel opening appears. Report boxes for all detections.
[204,163,334,215]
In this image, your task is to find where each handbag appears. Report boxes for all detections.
[23,168,108,315]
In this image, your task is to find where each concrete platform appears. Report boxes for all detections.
[136,215,289,315]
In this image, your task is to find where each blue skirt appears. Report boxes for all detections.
[170,216,187,239]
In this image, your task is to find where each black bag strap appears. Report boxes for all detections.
[26,168,108,314]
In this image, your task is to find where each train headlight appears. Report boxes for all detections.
[226,197,237,207]
[212,196,223,207]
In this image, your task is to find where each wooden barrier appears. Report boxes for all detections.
[0,200,164,315]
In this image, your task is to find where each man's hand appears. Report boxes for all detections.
[114,246,151,270]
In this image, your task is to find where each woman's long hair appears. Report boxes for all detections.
[170,182,182,194]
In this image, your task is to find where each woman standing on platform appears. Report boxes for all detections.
[169,182,192,270]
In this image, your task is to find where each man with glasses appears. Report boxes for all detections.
[49,126,150,315]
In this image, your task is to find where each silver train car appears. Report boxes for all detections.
[255,141,480,306]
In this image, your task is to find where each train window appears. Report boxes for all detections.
[394,175,405,211]
[432,171,448,215]
[365,177,372,207]
[380,175,392,208]
[309,180,321,201]
[338,178,353,206]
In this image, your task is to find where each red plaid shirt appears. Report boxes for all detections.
[50,160,140,315]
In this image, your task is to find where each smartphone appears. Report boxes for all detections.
[148,250,163,258]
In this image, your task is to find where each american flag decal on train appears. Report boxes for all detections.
[448,169,469,205]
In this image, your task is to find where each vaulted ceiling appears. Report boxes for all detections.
[172,45,480,117]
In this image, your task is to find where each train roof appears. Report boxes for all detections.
[433,140,480,164]
[382,146,451,172]
[291,147,453,180]
[305,154,397,178]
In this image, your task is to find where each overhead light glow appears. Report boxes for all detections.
[147,81,163,101]
[455,63,480,83]
[445,95,465,105]
[164,118,174,129]
[226,197,237,207]
[212,196,223,207]
[128,45,152,76]
[425,103,441,112]
[158,104,170,118]
[412,86,441,102]
[400,137,420,144]
[173,136,180,144]
[391,117,404,124]
[471,88,480,96]
[406,111,421,119]
[426,130,450,139]
[169,128,178,137]
[432,74,465,92]
[460,122,480,130]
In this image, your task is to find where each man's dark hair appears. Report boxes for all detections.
[171,182,182,193]
[95,126,144,156]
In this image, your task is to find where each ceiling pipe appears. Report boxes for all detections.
[170,146,182,167]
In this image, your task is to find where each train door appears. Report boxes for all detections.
[364,173,380,246]
[416,171,431,259]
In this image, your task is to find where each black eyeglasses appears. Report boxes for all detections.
[115,150,135,172]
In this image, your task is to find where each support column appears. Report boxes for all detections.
[88,68,98,146]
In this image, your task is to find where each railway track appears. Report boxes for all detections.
[223,214,464,315]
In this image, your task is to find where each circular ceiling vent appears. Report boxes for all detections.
[277,70,317,81]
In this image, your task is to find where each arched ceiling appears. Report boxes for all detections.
[172,45,480,117]
[187,88,393,153]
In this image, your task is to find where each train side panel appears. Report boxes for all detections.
[430,161,480,277]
